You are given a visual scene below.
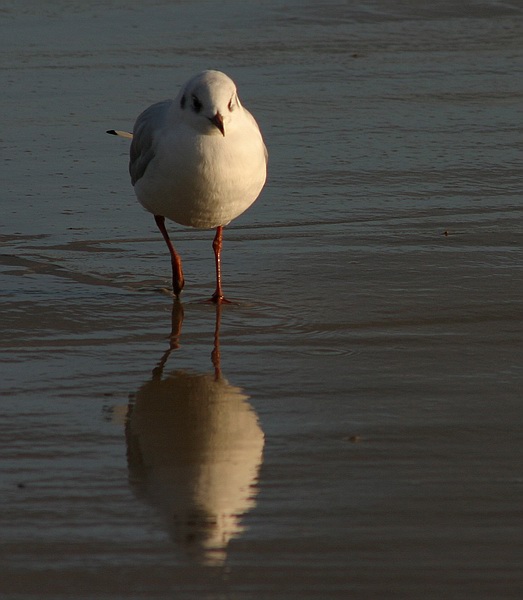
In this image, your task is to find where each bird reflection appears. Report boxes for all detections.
[125,303,264,566]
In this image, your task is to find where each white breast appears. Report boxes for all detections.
[134,107,267,229]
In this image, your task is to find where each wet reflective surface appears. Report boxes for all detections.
[1,1,522,598]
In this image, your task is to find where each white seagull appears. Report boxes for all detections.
[108,70,268,303]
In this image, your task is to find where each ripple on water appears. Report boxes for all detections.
[190,299,358,357]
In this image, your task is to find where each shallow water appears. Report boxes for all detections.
[1,1,522,598]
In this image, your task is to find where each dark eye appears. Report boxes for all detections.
[228,96,235,112]
[191,94,202,113]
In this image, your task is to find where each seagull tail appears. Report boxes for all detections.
[106,129,134,139]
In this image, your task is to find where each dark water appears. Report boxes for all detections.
[1,1,522,598]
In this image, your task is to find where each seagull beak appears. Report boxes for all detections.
[209,112,225,136]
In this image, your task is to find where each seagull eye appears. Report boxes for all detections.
[191,94,202,113]
[228,96,236,112]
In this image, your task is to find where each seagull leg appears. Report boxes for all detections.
[154,215,185,298]
[210,226,232,304]
[211,303,223,380]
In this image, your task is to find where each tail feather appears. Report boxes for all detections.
[107,129,133,139]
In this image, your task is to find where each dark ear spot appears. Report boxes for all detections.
[180,94,186,109]
[192,94,202,113]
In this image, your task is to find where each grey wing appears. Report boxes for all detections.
[129,100,172,185]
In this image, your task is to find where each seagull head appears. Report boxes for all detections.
[177,70,241,137]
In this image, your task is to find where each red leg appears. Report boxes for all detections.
[210,226,232,304]
[211,303,223,380]
[154,215,184,297]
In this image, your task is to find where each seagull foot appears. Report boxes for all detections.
[208,293,234,305]
[171,276,185,299]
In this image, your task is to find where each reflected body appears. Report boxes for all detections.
[125,305,264,565]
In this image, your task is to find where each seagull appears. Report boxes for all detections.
[108,70,268,303]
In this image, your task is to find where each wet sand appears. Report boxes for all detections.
[1,1,522,598]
